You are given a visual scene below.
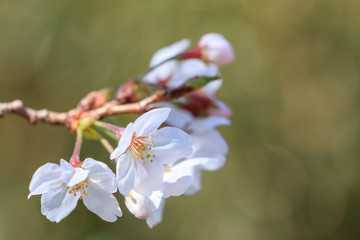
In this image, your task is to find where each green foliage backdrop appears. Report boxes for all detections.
[0,0,359,239]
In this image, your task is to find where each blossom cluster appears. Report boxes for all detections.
[28,33,234,227]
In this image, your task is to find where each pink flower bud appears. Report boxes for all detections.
[197,33,234,66]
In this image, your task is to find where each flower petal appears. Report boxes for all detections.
[166,59,218,90]
[125,190,157,220]
[150,39,190,67]
[28,163,62,198]
[159,102,193,129]
[60,159,89,187]
[41,185,79,223]
[111,122,134,160]
[83,183,122,222]
[184,171,202,196]
[150,127,193,164]
[187,116,230,133]
[116,151,136,196]
[146,198,166,228]
[133,108,170,136]
[190,129,228,159]
[161,171,192,198]
[143,61,177,86]
[133,160,164,196]
[82,158,117,192]
[201,79,223,95]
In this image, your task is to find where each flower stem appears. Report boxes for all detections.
[94,121,122,134]
[100,138,115,154]
[93,122,119,141]
[70,128,83,167]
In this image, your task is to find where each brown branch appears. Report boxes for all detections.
[0,89,174,128]
[0,74,203,131]
[0,100,69,125]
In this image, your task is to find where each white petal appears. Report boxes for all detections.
[83,183,122,222]
[111,122,134,159]
[133,160,164,196]
[60,159,89,187]
[133,108,170,136]
[167,59,219,90]
[150,39,190,67]
[190,129,228,159]
[125,190,157,220]
[28,163,62,198]
[146,198,166,228]
[187,116,230,133]
[41,185,79,222]
[159,102,193,129]
[143,61,177,86]
[161,172,192,198]
[201,79,223,95]
[178,156,226,172]
[151,127,193,164]
[82,158,117,192]
[116,152,136,196]
[184,171,202,196]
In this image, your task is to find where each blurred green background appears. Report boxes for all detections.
[1,0,360,239]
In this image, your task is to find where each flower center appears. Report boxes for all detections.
[66,179,89,200]
[129,136,156,165]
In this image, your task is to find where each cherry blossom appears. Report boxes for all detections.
[110,108,193,196]
[143,39,219,89]
[28,158,122,222]
[197,33,235,66]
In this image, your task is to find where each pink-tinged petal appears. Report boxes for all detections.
[150,39,190,67]
[198,33,235,66]
[151,127,193,164]
[111,122,134,160]
[116,152,136,196]
[133,160,164,196]
[187,116,230,133]
[146,198,166,228]
[210,99,233,118]
[41,185,79,223]
[28,163,62,198]
[133,108,171,136]
[125,190,157,220]
[82,158,117,192]
[83,183,122,222]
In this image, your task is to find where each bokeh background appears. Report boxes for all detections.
[0,0,360,239]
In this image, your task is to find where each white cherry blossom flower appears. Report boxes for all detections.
[110,108,193,197]
[144,39,218,89]
[28,158,122,223]
[198,33,235,66]
[124,154,216,228]
[161,102,230,195]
